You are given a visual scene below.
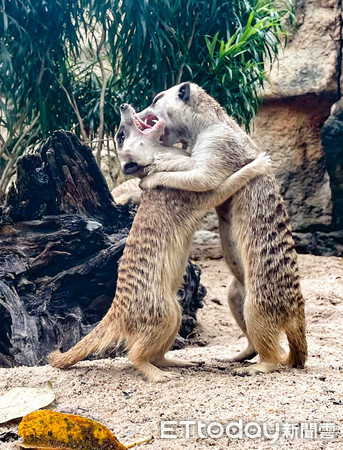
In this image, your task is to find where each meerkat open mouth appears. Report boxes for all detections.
[133,112,163,134]
[143,114,160,127]
[133,111,169,145]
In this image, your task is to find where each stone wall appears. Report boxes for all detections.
[194,0,343,257]
[253,96,333,232]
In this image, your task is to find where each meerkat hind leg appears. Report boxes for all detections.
[226,278,257,363]
[128,340,180,383]
[229,345,257,364]
[232,301,281,376]
[150,329,203,368]
[135,360,180,383]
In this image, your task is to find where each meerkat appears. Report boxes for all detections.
[48,103,271,382]
[137,82,308,376]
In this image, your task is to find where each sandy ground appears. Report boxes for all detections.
[1,254,343,449]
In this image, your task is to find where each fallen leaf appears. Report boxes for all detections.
[18,410,128,449]
[0,382,55,424]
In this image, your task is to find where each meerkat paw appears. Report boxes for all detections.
[139,174,160,190]
[232,362,279,376]
[153,357,203,368]
[255,151,272,174]
[149,370,181,383]
[134,360,180,382]
[219,346,257,364]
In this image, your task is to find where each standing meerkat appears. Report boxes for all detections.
[137,82,308,375]
[48,103,270,382]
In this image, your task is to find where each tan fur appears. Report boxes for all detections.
[48,103,271,382]
[138,82,308,375]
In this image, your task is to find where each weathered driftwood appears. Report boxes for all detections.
[0,131,205,367]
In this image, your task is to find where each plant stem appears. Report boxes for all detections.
[95,27,108,168]
[59,82,89,143]
[176,12,199,84]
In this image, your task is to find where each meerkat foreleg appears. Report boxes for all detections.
[140,153,195,189]
[199,153,271,210]
[147,152,195,173]
[139,145,228,191]
[140,166,225,191]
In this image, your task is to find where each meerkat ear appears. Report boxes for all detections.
[178,83,190,102]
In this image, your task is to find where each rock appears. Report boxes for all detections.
[191,230,222,260]
[199,210,219,233]
[193,230,219,246]
[264,0,340,98]
[322,98,343,230]
[251,0,340,245]
[293,230,343,256]
[252,96,333,232]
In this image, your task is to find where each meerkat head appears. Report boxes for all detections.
[115,103,167,177]
[139,82,224,147]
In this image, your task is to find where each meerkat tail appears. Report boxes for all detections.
[48,308,120,369]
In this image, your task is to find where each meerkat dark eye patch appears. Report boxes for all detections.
[116,129,125,145]
[178,83,190,102]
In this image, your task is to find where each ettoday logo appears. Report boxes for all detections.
[160,420,339,443]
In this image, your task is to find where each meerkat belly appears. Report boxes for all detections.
[216,199,244,282]
[115,189,200,327]
[230,175,301,314]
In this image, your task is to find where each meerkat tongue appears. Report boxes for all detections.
[134,114,151,131]
[133,112,163,135]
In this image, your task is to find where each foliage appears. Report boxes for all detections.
[0,0,294,199]
[114,0,293,126]
[0,0,85,196]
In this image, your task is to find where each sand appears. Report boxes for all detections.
[0,254,343,449]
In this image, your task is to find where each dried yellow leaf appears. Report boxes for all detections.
[18,410,127,450]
